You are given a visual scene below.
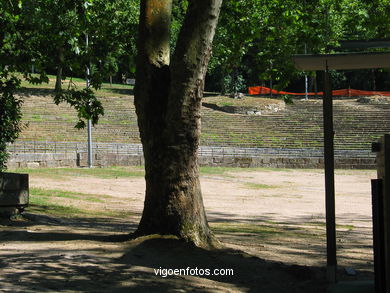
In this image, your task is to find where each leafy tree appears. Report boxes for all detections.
[0,71,23,171]
[0,0,27,171]
[208,0,306,93]
[81,0,140,85]
[19,0,83,91]
[134,0,222,247]
[246,0,304,90]
[0,0,126,168]
[209,0,268,93]
[17,0,139,89]
[207,0,390,93]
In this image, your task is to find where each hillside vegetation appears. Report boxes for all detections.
[15,80,390,151]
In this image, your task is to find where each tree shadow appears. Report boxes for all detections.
[0,229,129,243]
[0,234,327,292]
[0,212,136,242]
[202,102,234,113]
[16,87,134,97]
[17,87,56,96]
[0,211,373,292]
[206,211,375,276]
[116,237,327,293]
[104,88,134,96]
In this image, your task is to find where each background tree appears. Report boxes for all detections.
[207,0,305,93]
[0,0,32,171]
[0,0,130,168]
[205,0,390,94]
[0,72,23,172]
[208,0,265,94]
[17,0,140,89]
[20,0,83,91]
[134,0,222,248]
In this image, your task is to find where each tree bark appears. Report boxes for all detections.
[134,0,222,248]
[55,47,65,92]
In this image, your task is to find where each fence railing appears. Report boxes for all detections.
[7,141,375,159]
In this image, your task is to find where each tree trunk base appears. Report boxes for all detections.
[129,229,222,250]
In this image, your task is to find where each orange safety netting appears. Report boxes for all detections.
[248,86,390,97]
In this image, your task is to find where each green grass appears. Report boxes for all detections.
[10,166,297,182]
[243,182,278,189]
[199,166,240,175]
[199,166,298,175]
[29,197,87,216]
[28,187,129,218]
[29,200,127,218]
[219,102,234,107]
[13,77,390,151]
[30,114,44,121]
[11,166,145,179]
[210,222,322,240]
[334,169,376,176]
[308,221,355,231]
[12,166,320,180]
[211,222,281,236]
[9,167,143,218]
[30,187,108,203]
[339,224,354,231]
[18,74,134,98]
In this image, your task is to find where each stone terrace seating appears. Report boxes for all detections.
[16,94,390,153]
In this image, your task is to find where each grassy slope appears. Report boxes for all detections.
[14,77,390,150]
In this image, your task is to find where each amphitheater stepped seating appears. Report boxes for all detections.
[201,99,390,150]
[16,94,390,152]
[19,95,140,143]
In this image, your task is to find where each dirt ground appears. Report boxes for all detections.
[0,167,376,292]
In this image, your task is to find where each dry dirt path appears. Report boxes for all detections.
[0,168,376,292]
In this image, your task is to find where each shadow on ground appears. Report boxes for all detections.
[0,213,329,293]
[207,211,374,274]
[117,237,327,293]
[105,88,134,96]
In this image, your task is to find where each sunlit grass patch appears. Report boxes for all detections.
[199,166,239,176]
[11,166,145,179]
[211,222,281,236]
[210,222,323,240]
[28,189,129,218]
[30,187,109,203]
[243,182,278,189]
[19,74,134,97]
[200,166,302,175]
[308,221,354,231]
[29,199,86,216]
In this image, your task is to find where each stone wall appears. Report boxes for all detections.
[7,152,376,169]
[8,153,78,168]
[7,152,144,169]
[198,155,376,169]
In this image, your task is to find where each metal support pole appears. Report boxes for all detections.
[87,119,93,168]
[323,65,337,283]
[375,135,390,293]
[270,61,273,98]
[305,75,309,100]
[371,178,385,293]
[86,33,93,168]
[304,44,308,100]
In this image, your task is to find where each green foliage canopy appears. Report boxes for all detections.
[0,0,139,169]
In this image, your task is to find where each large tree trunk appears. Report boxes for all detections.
[55,47,64,92]
[134,0,222,248]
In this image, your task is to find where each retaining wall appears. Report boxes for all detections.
[7,152,376,169]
